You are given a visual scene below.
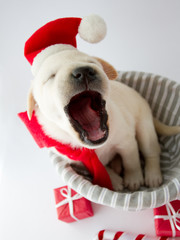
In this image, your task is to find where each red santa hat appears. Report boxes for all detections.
[24,14,107,75]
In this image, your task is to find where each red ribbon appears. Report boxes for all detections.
[18,111,113,190]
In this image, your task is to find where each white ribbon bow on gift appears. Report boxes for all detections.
[154,202,180,237]
[56,186,83,221]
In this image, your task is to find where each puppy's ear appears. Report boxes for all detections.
[94,57,118,80]
[27,88,36,120]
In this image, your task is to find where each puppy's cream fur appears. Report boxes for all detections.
[27,47,179,191]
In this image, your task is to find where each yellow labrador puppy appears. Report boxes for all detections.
[27,47,180,191]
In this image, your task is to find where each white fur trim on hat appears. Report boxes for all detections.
[79,14,107,43]
[31,44,75,76]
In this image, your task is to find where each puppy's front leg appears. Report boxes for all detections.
[136,119,163,188]
[119,139,144,191]
[144,156,162,188]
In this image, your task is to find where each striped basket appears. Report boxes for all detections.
[50,71,180,211]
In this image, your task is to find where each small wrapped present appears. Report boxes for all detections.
[54,186,94,223]
[154,200,180,237]
[93,230,168,240]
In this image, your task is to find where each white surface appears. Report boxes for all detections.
[0,0,180,239]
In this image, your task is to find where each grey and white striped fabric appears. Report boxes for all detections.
[50,71,180,211]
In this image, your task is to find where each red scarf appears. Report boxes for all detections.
[18,111,113,190]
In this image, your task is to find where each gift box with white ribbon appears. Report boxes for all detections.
[154,200,180,237]
[54,186,94,223]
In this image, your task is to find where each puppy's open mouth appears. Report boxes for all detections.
[65,91,108,144]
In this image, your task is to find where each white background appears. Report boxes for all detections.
[0,0,180,239]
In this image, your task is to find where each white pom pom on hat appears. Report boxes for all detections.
[24,14,107,75]
[78,14,107,43]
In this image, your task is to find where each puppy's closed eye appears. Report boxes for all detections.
[44,73,56,84]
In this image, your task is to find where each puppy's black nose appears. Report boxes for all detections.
[72,67,96,83]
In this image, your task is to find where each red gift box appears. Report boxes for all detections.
[54,186,94,223]
[154,200,180,237]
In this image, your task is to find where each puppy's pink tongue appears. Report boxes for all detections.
[70,97,105,141]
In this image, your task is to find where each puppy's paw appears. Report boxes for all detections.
[111,174,124,192]
[145,168,163,188]
[124,171,144,191]
[106,167,123,191]
[70,163,93,182]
